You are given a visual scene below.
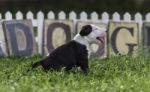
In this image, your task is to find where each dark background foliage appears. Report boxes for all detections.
[0,0,150,16]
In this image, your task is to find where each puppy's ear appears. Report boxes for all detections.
[79,25,92,36]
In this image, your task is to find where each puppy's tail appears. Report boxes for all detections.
[32,60,43,69]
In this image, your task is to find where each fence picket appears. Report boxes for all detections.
[58,11,66,20]
[90,12,99,22]
[47,11,55,19]
[112,12,120,21]
[16,11,23,20]
[37,11,44,54]
[80,11,88,21]
[0,13,2,19]
[146,13,150,22]
[26,11,37,27]
[5,11,13,20]
[135,13,142,22]
[135,13,143,46]
[26,11,34,19]
[69,11,77,20]
[101,12,109,24]
[123,12,131,22]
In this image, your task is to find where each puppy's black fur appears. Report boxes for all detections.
[32,41,89,72]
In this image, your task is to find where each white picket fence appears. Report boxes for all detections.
[3,11,150,26]
[1,11,150,54]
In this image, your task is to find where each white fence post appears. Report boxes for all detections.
[26,11,37,27]
[37,11,44,54]
[134,13,143,46]
[69,11,77,22]
[5,11,13,20]
[146,13,150,22]
[16,11,23,20]
[26,11,34,19]
[58,11,66,20]
[90,11,99,22]
[0,13,2,20]
[123,12,131,22]
[101,12,109,24]
[69,11,77,34]
[47,11,55,19]
[112,12,120,22]
[80,11,88,21]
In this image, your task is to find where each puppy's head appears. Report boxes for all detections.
[79,24,107,44]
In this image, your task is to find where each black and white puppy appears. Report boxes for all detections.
[32,24,106,72]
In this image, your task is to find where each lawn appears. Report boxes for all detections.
[0,54,149,92]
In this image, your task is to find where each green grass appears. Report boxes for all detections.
[0,55,150,92]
